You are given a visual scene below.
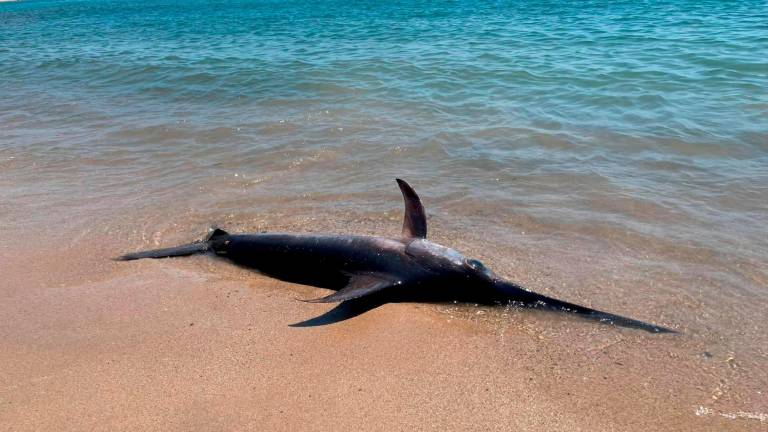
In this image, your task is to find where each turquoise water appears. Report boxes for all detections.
[3,0,766,149]
[1,0,766,269]
[4,2,768,417]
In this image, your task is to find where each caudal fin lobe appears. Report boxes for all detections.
[115,227,229,261]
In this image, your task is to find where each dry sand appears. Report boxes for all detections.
[1,218,765,432]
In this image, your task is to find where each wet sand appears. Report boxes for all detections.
[3,0,767,428]
[1,205,765,431]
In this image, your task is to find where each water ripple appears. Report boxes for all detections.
[1,0,766,275]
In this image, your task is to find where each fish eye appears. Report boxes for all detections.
[466,259,486,271]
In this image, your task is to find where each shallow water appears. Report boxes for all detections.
[1,0,767,427]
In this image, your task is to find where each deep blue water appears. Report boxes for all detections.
[2,0,766,147]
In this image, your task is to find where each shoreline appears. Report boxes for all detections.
[1,210,765,431]
[2,0,767,428]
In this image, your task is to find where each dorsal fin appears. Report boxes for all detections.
[396,178,427,239]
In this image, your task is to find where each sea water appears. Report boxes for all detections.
[1,0,767,347]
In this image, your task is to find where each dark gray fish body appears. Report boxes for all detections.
[118,179,676,333]
[214,233,423,291]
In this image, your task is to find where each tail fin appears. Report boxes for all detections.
[116,227,229,261]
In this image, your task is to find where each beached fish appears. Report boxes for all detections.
[118,179,675,333]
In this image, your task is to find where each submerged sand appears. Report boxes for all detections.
[2,1,766,426]
[1,212,765,431]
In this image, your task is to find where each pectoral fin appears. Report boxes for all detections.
[397,178,427,239]
[302,273,401,303]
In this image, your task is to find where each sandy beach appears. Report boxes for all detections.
[2,0,767,429]
[1,198,765,431]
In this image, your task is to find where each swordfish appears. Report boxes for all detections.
[118,179,675,333]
